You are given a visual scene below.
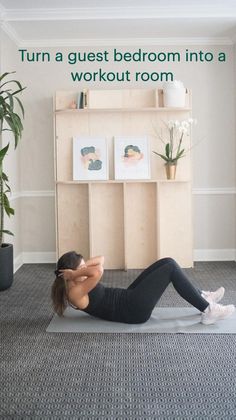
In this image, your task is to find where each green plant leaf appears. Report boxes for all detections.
[2,91,14,109]
[15,96,25,118]
[2,172,9,182]
[2,172,11,192]
[4,114,16,131]
[2,102,13,113]
[176,149,185,160]
[0,97,7,111]
[0,72,14,83]
[1,229,14,236]
[165,143,170,159]
[0,144,10,163]
[0,79,23,91]
[0,73,25,244]
[4,178,11,193]
[3,193,14,216]
[10,87,26,97]
[12,113,23,131]
[152,151,170,162]
[4,115,21,148]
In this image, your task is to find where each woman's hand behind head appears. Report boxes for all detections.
[60,269,75,282]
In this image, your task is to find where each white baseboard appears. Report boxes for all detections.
[14,250,236,273]
[14,253,24,273]
[194,249,236,262]
[14,252,56,273]
[22,252,57,264]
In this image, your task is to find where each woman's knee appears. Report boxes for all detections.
[131,314,151,324]
[158,257,177,266]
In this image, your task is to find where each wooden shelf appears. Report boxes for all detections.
[55,107,191,114]
[56,180,191,185]
[54,88,193,268]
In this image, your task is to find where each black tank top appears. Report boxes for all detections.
[77,283,130,323]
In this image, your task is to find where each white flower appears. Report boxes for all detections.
[188,118,197,125]
[181,121,189,129]
[178,126,188,134]
[167,120,175,129]
[166,117,196,137]
[153,115,197,163]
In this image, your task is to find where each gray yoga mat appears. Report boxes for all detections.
[47,306,236,334]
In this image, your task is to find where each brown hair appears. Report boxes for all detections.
[51,251,83,316]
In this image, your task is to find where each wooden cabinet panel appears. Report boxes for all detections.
[57,184,89,259]
[158,182,193,267]
[124,182,157,269]
[89,183,124,269]
[54,89,193,268]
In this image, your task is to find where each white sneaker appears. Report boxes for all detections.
[201,287,225,304]
[201,302,235,325]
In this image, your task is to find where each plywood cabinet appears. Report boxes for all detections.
[54,89,193,268]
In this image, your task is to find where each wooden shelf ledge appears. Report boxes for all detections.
[56,180,191,185]
[55,107,191,113]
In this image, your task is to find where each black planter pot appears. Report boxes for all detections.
[0,243,14,291]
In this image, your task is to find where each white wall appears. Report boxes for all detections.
[1,37,236,265]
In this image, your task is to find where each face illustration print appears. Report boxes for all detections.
[80,146,102,171]
[123,145,144,166]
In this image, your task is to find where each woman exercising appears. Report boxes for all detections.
[51,251,235,325]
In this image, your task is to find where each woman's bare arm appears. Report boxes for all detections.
[85,256,105,267]
[61,265,104,298]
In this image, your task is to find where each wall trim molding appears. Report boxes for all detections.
[3,6,236,21]
[14,249,236,272]
[1,4,235,46]
[18,37,233,47]
[194,249,236,262]
[14,253,24,273]
[193,187,236,195]
[14,252,56,272]
[9,187,236,202]
[0,22,233,47]
[10,190,55,201]
[1,21,20,46]
[21,190,55,198]
[0,20,233,47]
[22,252,56,264]
[10,191,22,200]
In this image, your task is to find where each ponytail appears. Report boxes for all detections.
[51,274,67,317]
[51,251,83,316]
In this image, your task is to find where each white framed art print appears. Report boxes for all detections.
[114,136,150,180]
[73,137,108,181]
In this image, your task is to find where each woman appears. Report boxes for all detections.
[51,251,235,325]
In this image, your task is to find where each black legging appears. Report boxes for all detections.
[126,257,209,323]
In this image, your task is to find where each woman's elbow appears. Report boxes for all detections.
[95,265,104,278]
[99,256,105,266]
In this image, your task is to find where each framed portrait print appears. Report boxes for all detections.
[114,136,150,180]
[73,137,108,181]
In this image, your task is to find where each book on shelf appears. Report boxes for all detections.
[77,91,84,109]
[77,89,88,109]
[83,89,88,108]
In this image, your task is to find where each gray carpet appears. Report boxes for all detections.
[1,262,236,419]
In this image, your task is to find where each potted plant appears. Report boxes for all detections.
[152,118,196,180]
[0,72,25,291]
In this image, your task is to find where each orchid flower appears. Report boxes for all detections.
[152,118,197,164]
